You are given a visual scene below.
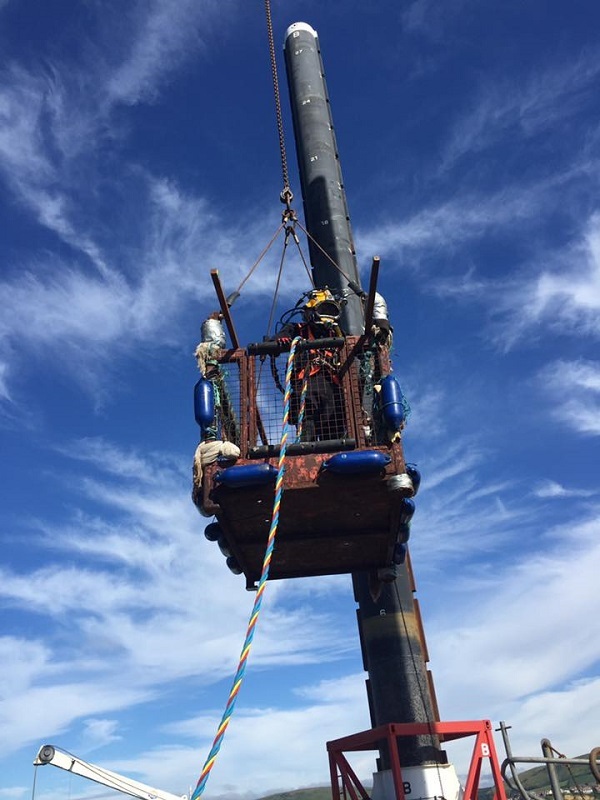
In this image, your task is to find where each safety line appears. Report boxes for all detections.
[191,336,303,799]
[295,370,310,442]
[393,575,446,797]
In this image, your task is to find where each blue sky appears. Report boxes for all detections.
[1,0,600,798]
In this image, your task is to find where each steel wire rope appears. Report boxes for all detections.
[232,222,286,299]
[289,225,316,287]
[255,231,290,402]
[392,574,447,797]
[293,218,357,289]
[548,742,587,800]
[565,765,586,800]
[266,229,293,337]
[31,765,38,800]
[257,219,317,393]
[190,337,304,799]
[257,226,299,393]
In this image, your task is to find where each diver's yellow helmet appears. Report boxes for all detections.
[303,289,341,325]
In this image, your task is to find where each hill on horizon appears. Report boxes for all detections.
[258,756,599,800]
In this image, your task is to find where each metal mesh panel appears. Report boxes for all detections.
[254,355,287,445]
[254,351,347,446]
[214,349,351,450]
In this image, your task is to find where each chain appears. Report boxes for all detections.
[264,0,293,209]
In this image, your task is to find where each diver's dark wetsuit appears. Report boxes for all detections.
[290,371,344,441]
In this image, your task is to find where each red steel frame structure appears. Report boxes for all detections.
[327,720,507,800]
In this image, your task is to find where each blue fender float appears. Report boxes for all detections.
[380,375,406,432]
[215,463,278,488]
[405,463,421,495]
[194,375,215,434]
[321,450,391,475]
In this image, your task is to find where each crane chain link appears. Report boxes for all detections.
[264,0,294,211]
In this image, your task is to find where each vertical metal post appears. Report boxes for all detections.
[284,21,443,769]
[541,739,564,800]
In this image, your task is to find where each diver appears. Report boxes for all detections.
[275,288,346,442]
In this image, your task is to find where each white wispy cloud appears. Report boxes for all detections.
[357,187,535,264]
[105,1,226,106]
[0,440,354,759]
[0,679,151,761]
[357,161,598,274]
[394,374,549,572]
[0,168,304,406]
[0,361,10,401]
[3,7,599,798]
[0,67,99,262]
[533,480,596,499]
[109,674,372,798]
[68,439,161,480]
[0,638,53,695]
[539,359,600,436]
[410,448,532,568]
[431,506,600,709]
[25,487,600,800]
[79,719,122,752]
[0,1,270,406]
[498,213,600,344]
[400,201,600,350]
[499,676,600,760]
[6,428,598,794]
[401,384,448,440]
[441,46,600,169]
[0,66,56,179]
[354,45,600,353]
[401,0,473,41]
[0,0,239,239]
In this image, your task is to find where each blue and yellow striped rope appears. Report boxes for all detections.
[191,336,302,799]
[295,368,310,442]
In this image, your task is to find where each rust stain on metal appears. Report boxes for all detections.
[362,610,422,641]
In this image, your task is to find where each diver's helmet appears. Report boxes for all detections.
[303,289,341,326]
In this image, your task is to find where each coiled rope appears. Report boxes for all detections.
[191,336,303,799]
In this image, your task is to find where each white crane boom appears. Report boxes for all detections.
[34,744,187,800]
